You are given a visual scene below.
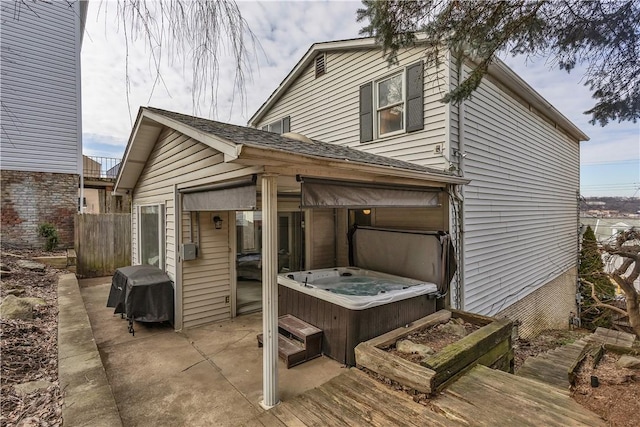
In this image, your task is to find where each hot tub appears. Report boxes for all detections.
[279,267,437,309]
[277,267,439,365]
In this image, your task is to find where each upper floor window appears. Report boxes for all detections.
[261,116,290,134]
[377,72,404,136]
[359,61,424,143]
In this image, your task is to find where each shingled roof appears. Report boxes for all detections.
[146,107,455,177]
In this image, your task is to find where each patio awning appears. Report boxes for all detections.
[182,176,257,211]
[299,177,441,208]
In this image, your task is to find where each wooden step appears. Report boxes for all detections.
[257,333,307,368]
[278,314,322,361]
[257,314,323,368]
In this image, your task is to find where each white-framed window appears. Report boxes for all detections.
[261,116,290,134]
[359,61,423,143]
[138,204,165,269]
[376,71,405,137]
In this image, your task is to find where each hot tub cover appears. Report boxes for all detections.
[107,265,174,323]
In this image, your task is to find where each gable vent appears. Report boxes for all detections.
[315,54,326,78]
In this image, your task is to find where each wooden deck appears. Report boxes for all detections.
[245,328,639,426]
[517,327,637,390]
[516,339,589,389]
[253,366,605,426]
[586,327,636,348]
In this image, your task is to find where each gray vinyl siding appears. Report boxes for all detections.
[0,1,82,174]
[459,68,580,315]
[256,48,449,169]
[132,128,256,327]
[181,211,231,328]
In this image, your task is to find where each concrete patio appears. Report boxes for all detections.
[71,276,344,426]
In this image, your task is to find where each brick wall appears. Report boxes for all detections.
[497,267,578,339]
[1,170,78,248]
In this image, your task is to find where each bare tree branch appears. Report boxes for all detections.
[580,278,629,317]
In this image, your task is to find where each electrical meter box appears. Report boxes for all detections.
[181,243,198,261]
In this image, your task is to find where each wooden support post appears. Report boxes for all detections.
[261,174,279,409]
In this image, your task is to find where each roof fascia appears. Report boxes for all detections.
[114,108,148,192]
[488,58,589,142]
[142,109,240,160]
[114,108,241,192]
[238,145,469,186]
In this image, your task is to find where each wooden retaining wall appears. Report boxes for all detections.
[355,309,513,394]
[75,213,131,278]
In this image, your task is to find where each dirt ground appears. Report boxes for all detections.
[571,352,640,427]
[388,319,480,364]
[1,248,66,427]
[1,248,638,426]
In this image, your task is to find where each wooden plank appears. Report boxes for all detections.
[252,411,287,427]
[476,338,511,368]
[279,314,322,336]
[270,404,307,427]
[432,338,512,392]
[443,366,605,426]
[422,318,512,389]
[517,365,569,389]
[293,391,354,426]
[567,340,591,385]
[589,327,635,348]
[354,344,435,394]
[449,309,495,326]
[336,371,457,427]
[367,310,451,348]
[325,372,417,427]
[307,386,372,425]
[257,333,306,368]
[75,213,131,278]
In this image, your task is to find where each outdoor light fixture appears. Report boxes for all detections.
[213,215,223,229]
[362,209,371,215]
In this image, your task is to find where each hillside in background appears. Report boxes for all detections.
[581,197,640,217]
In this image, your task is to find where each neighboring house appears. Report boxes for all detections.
[248,37,589,338]
[1,1,88,247]
[82,155,129,214]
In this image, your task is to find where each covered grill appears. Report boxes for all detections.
[107,265,174,335]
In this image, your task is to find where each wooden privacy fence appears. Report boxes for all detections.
[75,213,131,278]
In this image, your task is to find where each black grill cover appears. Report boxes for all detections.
[107,265,174,324]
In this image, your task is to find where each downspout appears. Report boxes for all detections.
[174,185,183,331]
[76,0,84,217]
[333,209,339,266]
[454,56,466,310]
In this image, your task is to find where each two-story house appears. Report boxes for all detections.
[248,37,589,338]
[1,1,87,247]
[115,36,588,359]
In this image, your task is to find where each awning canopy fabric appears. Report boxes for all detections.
[182,177,257,211]
[300,177,441,208]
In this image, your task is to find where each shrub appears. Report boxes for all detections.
[37,223,59,251]
[579,225,616,329]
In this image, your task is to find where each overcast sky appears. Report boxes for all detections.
[81,0,639,198]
